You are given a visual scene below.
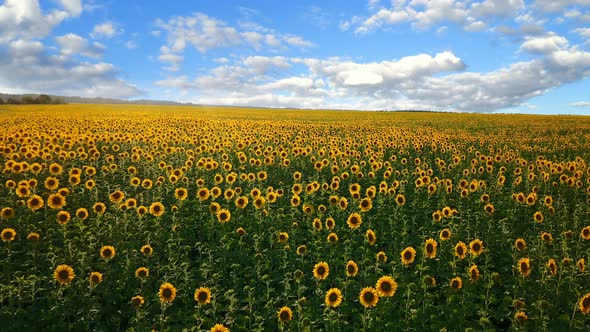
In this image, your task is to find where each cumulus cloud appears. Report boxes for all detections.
[344,0,580,34]
[90,22,119,39]
[55,33,105,58]
[520,34,569,54]
[154,12,313,70]
[154,46,590,112]
[59,0,82,17]
[0,39,142,98]
[0,0,71,43]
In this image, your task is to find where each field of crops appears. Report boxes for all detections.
[1,104,589,331]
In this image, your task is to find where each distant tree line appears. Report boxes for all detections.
[0,94,65,105]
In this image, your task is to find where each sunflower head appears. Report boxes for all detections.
[194,287,212,305]
[450,276,463,290]
[401,247,416,265]
[1,228,16,242]
[359,287,379,308]
[277,306,292,323]
[216,209,231,223]
[346,213,362,229]
[346,260,358,277]
[518,258,531,277]
[424,238,438,259]
[580,293,590,315]
[514,238,526,252]
[159,282,177,303]
[313,261,329,280]
[278,232,289,243]
[131,295,145,309]
[439,228,451,241]
[469,239,484,256]
[141,244,153,256]
[135,267,149,279]
[54,264,75,286]
[366,229,376,245]
[89,271,103,286]
[100,245,116,260]
[325,288,343,308]
[376,276,397,297]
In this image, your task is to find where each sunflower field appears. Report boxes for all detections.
[1,104,590,331]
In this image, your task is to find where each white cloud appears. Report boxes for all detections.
[59,0,82,17]
[90,22,118,39]
[0,39,141,98]
[533,0,590,13]
[154,46,590,112]
[154,12,313,71]
[470,0,525,18]
[570,101,590,107]
[0,0,70,43]
[55,33,104,58]
[520,34,569,54]
[158,46,183,72]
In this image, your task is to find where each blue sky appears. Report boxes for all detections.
[1,0,590,114]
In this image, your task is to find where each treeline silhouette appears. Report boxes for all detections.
[0,94,65,105]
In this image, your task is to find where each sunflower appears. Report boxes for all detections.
[540,232,553,243]
[75,208,89,220]
[89,271,103,286]
[93,202,106,215]
[469,239,484,256]
[439,228,451,241]
[194,287,212,305]
[278,232,289,243]
[533,211,544,223]
[210,323,230,332]
[325,288,343,308]
[313,261,329,280]
[217,209,231,223]
[514,311,528,325]
[1,207,16,219]
[27,195,44,211]
[135,267,149,279]
[376,251,387,263]
[234,196,248,209]
[450,276,463,290]
[359,287,379,308]
[366,229,377,245]
[107,190,124,204]
[424,238,438,259]
[100,245,116,260]
[47,193,66,210]
[136,206,147,216]
[327,232,339,244]
[359,197,372,212]
[468,265,480,283]
[131,295,145,309]
[454,242,467,260]
[581,226,590,240]
[159,282,177,303]
[432,210,442,222]
[484,203,494,215]
[54,264,75,285]
[547,259,557,276]
[395,194,406,206]
[296,245,306,256]
[1,228,16,242]
[175,187,188,201]
[277,306,292,323]
[312,218,323,231]
[518,258,531,277]
[376,276,397,297]
[56,211,71,225]
[422,275,436,288]
[580,293,590,314]
[149,202,165,217]
[401,247,416,265]
[253,197,266,209]
[338,197,348,210]
[27,232,40,241]
[197,188,210,201]
[325,217,335,230]
[346,260,358,277]
[577,258,586,273]
[141,244,153,256]
[15,186,30,198]
[514,238,526,252]
[44,177,59,190]
[346,212,362,229]
[85,179,96,190]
